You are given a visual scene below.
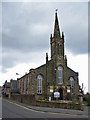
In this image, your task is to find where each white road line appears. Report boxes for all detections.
[5,99,89,117]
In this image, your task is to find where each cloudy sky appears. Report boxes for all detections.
[1,1,89,93]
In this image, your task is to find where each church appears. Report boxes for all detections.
[17,10,79,100]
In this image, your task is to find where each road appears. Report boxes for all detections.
[2,98,88,119]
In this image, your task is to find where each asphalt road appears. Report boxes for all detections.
[2,98,89,119]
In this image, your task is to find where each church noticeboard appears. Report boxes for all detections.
[54,92,60,98]
[67,89,70,93]
[50,89,53,93]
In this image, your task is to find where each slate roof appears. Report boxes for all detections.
[67,67,78,76]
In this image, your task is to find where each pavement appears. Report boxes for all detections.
[28,105,89,116]
[4,98,89,117]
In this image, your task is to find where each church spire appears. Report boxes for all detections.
[54,9,61,38]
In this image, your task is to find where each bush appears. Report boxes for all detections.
[40,97,44,101]
[72,100,79,104]
[83,101,88,105]
[45,98,49,101]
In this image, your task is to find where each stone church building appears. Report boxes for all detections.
[17,11,79,100]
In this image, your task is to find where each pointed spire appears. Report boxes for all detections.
[54,9,61,38]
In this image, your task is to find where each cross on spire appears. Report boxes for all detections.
[56,9,58,13]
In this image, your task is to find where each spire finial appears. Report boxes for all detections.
[55,9,58,13]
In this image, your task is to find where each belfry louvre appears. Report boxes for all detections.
[17,10,79,100]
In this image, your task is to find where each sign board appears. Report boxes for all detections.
[54,92,60,98]
[67,89,70,93]
[49,97,51,101]
[50,89,53,93]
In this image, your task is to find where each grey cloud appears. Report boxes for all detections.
[65,25,88,55]
[2,3,50,53]
[88,1,90,54]
[2,2,88,72]
[2,50,47,73]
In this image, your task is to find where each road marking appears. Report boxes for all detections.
[6,100,45,113]
[5,99,88,117]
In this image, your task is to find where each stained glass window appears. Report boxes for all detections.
[37,75,42,94]
[70,77,74,88]
[70,77,74,94]
[58,66,62,84]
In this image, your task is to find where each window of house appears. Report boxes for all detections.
[70,77,74,94]
[58,66,62,84]
[28,77,29,85]
[27,77,29,89]
[70,77,74,88]
[26,78,28,90]
[37,75,42,94]
[22,82,23,89]
[24,80,26,92]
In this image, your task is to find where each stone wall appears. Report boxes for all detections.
[10,94,36,105]
[10,95,81,110]
[35,101,81,110]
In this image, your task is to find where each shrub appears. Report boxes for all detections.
[40,97,44,101]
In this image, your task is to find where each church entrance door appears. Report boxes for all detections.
[58,88,63,100]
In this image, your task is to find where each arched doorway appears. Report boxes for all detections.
[58,88,63,100]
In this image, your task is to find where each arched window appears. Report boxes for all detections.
[70,77,74,94]
[37,75,42,94]
[58,66,62,84]
[70,77,74,88]
[24,80,26,92]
